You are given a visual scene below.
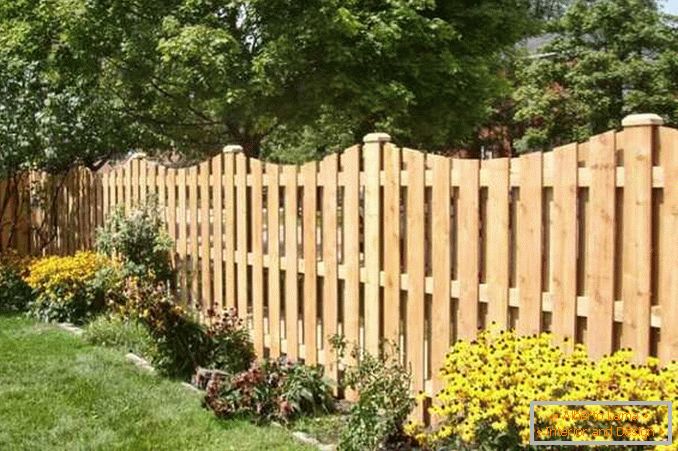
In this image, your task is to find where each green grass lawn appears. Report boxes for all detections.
[0,314,312,451]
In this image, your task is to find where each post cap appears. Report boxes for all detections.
[621,114,664,127]
[362,132,391,144]
[223,145,244,153]
[129,151,147,160]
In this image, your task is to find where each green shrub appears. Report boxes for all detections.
[338,340,415,451]
[205,308,255,375]
[0,252,33,313]
[204,358,334,424]
[95,196,174,282]
[25,252,115,324]
[117,277,210,379]
[83,314,157,358]
[409,329,678,450]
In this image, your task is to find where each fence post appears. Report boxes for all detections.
[363,132,390,356]
[619,113,662,363]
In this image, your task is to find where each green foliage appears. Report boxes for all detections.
[514,0,678,151]
[83,313,157,358]
[25,252,115,324]
[337,339,415,451]
[204,358,334,424]
[1,0,538,162]
[205,308,256,375]
[96,196,174,283]
[116,277,209,379]
[0,253,33,313]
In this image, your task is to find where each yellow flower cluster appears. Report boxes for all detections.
[409,328,677,450]
[26,251,111,303]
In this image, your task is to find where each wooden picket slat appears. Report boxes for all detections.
[551,143,578,347]
[236,154,249,320]
[363,139,381,355]
[200,160,211,313]
[383,144,401,345]
[177,168,188,304]
[517,152,543,335]
[320,154,338,377]
[483,158,510,328]
[189,165,200,307]
[658,127,677,362]
[224,153,236,310]
[302,162,318,364]
[267,163,282,357]
[212,154,224,313]
[251,159,264,355]
[139,159,147,204]
[165,167,176,268]
[404,148,425,415]
[586,132,616,358]
[457,159,479,339]
[284,164,299,361]
[342,147,360,368]
[621,126,653,361]
[430,154,451,394]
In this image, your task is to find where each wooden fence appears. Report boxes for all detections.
[2,114,676,414]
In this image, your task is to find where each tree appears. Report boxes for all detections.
[1,0,538,160]
[513,0,678,151]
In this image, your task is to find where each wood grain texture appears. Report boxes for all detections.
[284,165,299,360]
[267,163,281,358]
[302,162,318,363]
[621,126,653,362]
[430,154,451,394]
[383,145,401,345]
[517,152,543,335]
[251,159,264,355]
[551,143,578,348]
[586,132,616,358]
[458,159,479,339]
[483,158,510,328]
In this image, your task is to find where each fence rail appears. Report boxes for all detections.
[2,114,676,412]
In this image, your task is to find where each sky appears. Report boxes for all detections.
[660,0,678,15]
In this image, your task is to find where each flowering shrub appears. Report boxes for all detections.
[408,328,678,450]
[116,277,209,378]
[338,340,415,451]
[96,196,174,282]
[0,251,33,312]
[25,252,114,323]
[204,357,334,424]
[205,308,255,375]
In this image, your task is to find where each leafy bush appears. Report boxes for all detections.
[338,341,415,451]
[204,357,334,424]
[83,314,157,358]
[25,252,114,323]
[0,251,33,312]
[116,277,209,378]
[204,308,255,375]
[409,328,678,450]
[95,196,174,282]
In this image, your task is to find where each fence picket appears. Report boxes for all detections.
[587,132,616,357]
[267,163,282,358]
[302,162,318,364]
[284,165,299,360]
[551,143,578,347]
[251,159,264,355]
[321,154,338,377]
[458,159,479,339]
[517,152,543,335]
[621,126,653,361]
